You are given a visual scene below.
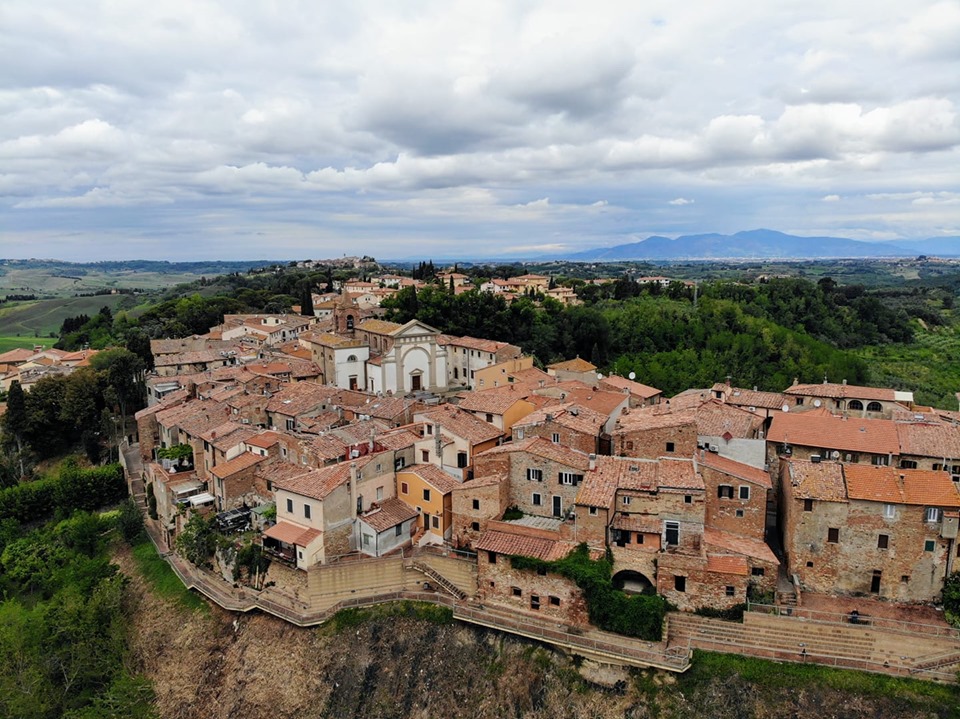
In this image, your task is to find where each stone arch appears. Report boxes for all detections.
[612,569,655,595]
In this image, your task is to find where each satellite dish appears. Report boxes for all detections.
[782,404,790,412]
[831,451,840,459]
[813,399,822,408]
[628,372,636,380]
[597,373,603,380]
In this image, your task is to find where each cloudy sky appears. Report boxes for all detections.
[1,1,958,261]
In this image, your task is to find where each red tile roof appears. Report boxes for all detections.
[783,459,848,502]
[547,357,597,373]
[416,404,503,445]
[895,421,960,458]
[843,465,960,508]
[767,411,899,455]
[399,464,461,494]
[703,528,779,565]
[263,520,321,547]
[784,382,898,402]
[358,497,419,533]
[705,554,749,576]
[598,375,662,399]
[477,436,591,470]
[210,451,266,479]
[474,530,573,561]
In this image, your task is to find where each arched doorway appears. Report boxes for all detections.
[612,569,655,595]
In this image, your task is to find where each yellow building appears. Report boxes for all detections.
[396,464,460,542]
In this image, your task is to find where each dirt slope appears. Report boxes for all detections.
[116,547,958,719]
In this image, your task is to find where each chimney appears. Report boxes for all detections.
[369,427,375,453]
[842,379,847,385]
[588,453,597,471]
[434,423,442,457]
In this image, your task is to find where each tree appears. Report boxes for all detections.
[175,513,216,567]
[299,282,315,317]
[90,348,145,419]
[2,381,27,478]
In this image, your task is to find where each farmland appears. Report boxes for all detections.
[0,294,143,343]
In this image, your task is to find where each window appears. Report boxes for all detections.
[537,566,547,576]
[674,576,686,592]
[735,509,744,518]
[376,487,383,501]
[362,533,371,546]
[472,499,480,510]
[827,527,840,543]
[806,561,814,567]
[684,495,692,504]
[426,425,433,435]
[286,498,293,513]
[530,595,540,610]
[532,492,542,506]
[803,498,814,512]
[665,521,679,546]
[622,496,632,506]
[926,507,942,523]
[423,488,431,502]
[401,482,409,495]
[901,575,910,583]
[552,433,560,444]
[457,451,468,468]
[848,400,864,411]
[589,507,598,516]
[512,587,522,597]
[899,460,918,469]
[739,486,750,500]
[488,551,496,563]
[718,485,734,499]
[396,524,403,537]
[884,504,896,519]
[725,586,735,597]
[751,567,765,577]
[527,468,543,482]
[432,515,440,529]
[471,521,480,531]
[866,401,883,412]
[636,534,644,544]
[285,418,295,431]
[486,413,494,423]
[925,539,936,552]
[421,450,429,462]
[878,534,889,549]
[549,596,561,606]
[872,455,889,466]
[666,442,675,452]
[559,472,583,486]
[304,504,311,519]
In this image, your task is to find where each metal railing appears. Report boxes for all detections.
[746,601,960,641]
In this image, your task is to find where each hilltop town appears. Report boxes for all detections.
[78,269,960,681]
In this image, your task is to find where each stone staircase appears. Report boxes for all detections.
[411,561,467,600]
[910,649,960,675]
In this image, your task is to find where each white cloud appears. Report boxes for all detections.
[0,1,957,259]
[822,194,840,202]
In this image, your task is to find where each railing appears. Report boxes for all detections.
[676,619,958,682]
[745,601,960,641]
[453,604,691,672]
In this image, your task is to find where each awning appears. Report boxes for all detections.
[263,520,321,547]
[188,492,216,506]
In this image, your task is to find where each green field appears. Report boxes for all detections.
[0,294,143,338]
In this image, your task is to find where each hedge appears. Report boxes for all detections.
[0,462,127,523]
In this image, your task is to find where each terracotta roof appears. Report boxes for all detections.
[547,357,597,373]
[0,348,35,363]
[154,350,225,367]
[656,458,703,490]
[474,530,573,561]
[705,554,749,576]
[266,382,338,416]
[452,474,506,489]
[440,335,515,354]
[331,419,392,445]
[695,400,764,438]
[514,402,607,436]
[667,388,711,411]
[263,520,321,547]
[614,406,697,432]
[362,397,413,421]
[309,434,348,461]
[400,464,461,494]
[767,411,900,455]
[548,385,628,417]
[598,375,662,399]
[703,528,779,565]
[477,436,591,470]
[843,465,960,508]
[698,453,772,489]
[246,431,281,449]
[210,451,266,479]
[417,404,503,445]
[784,459,848,502]
[457,390,531,416]
[784,382,909,403]
[357,319,402,335]
[375,428,421,451]
[713,385,787,410]
[359,497,419,533]
[896,421,960,458]
[274,457,372,501]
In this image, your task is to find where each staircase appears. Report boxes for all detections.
[910,649,960,675]
[411,561,467,600]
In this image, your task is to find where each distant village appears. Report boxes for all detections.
[51,267,958,639]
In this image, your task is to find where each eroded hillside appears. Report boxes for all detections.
[116,546,959,719]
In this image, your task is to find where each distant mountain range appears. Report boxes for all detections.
[561,230,960,261]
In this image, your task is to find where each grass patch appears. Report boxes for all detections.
[0,294,138,337]
[0,335,53,352]
[684,651,960,708]
[325,600,453,633]
[131,539,208,613]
